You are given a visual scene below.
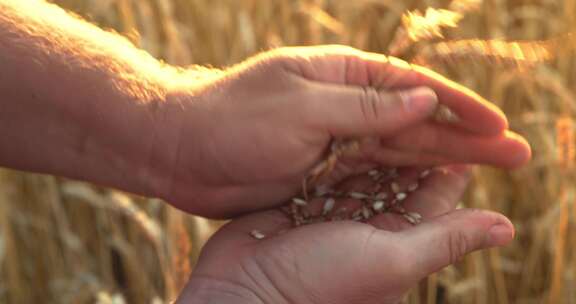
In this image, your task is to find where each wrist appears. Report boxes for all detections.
[141,67,226,211]
[59,63,222,200]
[176,276,265,304]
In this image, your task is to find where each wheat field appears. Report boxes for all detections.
[0,0,575,303]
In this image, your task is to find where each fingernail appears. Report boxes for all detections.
[400,87,438,114]
[486,224,515,247]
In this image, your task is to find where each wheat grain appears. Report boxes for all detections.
[396,192,407,201]
[361,206,373,220]
[419,170,431,178]
[434,105,461,123]
[292,198,308,206]
[322,198,336,215]
[349,192,370,199]
[407,182,419,192]
[374,192,388,200]
[250,230,266,240]
[372,201,385,211]
[368,169,380,177]
[407,212,423,221]
[403,213,420,225]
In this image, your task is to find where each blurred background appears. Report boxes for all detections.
[1,0,575,303]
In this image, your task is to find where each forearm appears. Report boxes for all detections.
[0,0,205,196]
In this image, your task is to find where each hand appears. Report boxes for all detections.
[176,165,515,304]
[152,45,530,217]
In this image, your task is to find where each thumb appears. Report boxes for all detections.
[395,209,514,280]
[307,84,438,137]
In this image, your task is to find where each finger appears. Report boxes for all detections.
[365,165,470,231]
[382,126,532,169]
[377,57,509,135]
[305,83,438,137]
[360,144,456,167]
[356,53,509,135]
[360,135,528,169]
[394,209,514,281]
[283,46,508,135]
[400,165,471,218]
[338,124,530,169]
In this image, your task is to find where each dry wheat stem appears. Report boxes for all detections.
[417,39,556,69]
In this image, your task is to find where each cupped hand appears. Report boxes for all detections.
[176,165,515,304]
[152,45,530,217]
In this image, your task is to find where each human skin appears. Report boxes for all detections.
[0,0,530,218]
[177,165,515,304]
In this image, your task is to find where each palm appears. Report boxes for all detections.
[187,165,472,304]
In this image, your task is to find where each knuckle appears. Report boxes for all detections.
[259,47,302,71]
[358,87,383,130]
[446,229,471,265]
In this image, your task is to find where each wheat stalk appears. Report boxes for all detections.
[390,0,576,72]
[388,0,484,56]
[388,7,464,56]
[415,38,556,69]
[448,0,483,14]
